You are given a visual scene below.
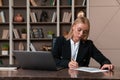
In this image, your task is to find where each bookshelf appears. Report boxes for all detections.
[0,0,9,64]
[0,0,88,65]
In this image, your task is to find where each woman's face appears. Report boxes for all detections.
[72,23,89,42]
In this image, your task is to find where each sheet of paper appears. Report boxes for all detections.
[0,67,17,71]
[74,67,108,73]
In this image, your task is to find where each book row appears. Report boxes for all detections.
[1,28,54,39]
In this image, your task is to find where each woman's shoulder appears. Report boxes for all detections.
[81,39,93,44]
[86,39,93,42]
[56,36,66,40]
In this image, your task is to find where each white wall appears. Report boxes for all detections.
[89,0,120,67]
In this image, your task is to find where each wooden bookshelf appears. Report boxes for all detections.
[0,0,88,64]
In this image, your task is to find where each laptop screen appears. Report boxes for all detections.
[13,51,60,70]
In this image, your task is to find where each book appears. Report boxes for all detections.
[82,0,86,6]
[64,12,69,22]
[32,12,37,22]
[66,12,72,22]
[62,12,66,22]
[51,11,56,22]
[13,28,20,39]
[30,12,34,22]
[30,0,38,7]
[0,11,5,23]
[0,14,2,22]
[2,29,9,39]
[30,43,36,51]
[62,12,72,22]
[53,0,56,6]
[30,12,37,22]
[50,0,56,6]
[0,0,3,7]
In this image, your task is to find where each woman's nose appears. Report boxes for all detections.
[80,31,84,35]
[78,31,83,37]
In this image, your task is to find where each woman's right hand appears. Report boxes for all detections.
[68,60,79,69]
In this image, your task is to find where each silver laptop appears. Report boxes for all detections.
[13,51,64,71]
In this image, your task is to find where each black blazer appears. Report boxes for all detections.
[52,36,111,68]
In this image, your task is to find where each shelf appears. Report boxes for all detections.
[0,0,88,65]
[13,22,27,25]
[30,6,57,9]
[0,55,9,58]
[13,39,27,41]
[0,39,9,41]
[0,23,9,25]
[30,22,57,25]
[12,6,26,9]
[30,38,52,41]
[0,6,9,9]
[60,6,71,8]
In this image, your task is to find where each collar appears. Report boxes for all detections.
[70,39,80,45]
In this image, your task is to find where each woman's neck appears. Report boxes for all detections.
[72,38,79,44]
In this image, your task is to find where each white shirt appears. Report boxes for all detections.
[70,39,80,61]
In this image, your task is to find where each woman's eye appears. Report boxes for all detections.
[83,31,88,35]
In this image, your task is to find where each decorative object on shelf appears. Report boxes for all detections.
[38,28,44,38]
[30,29,34,38]
[21,28,27,39]
[31,28,44,38]
[47,31,54,39]
[14,13,24,22]
[42,45,52,51]
[18,42,24,51]
[77,10,85,18]
[0,0,3,7]
[40,11,48,22]
[1,43,9,55]
[32,28,39,38]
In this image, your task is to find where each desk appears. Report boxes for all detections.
[0,67,120,80]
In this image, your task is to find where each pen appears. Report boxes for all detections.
[71,58,76,62]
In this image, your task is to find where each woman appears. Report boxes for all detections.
[52,17,114,70]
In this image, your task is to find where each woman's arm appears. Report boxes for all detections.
[89,40,111,64]
[52,36,70,68]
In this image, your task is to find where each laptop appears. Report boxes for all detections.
[13,51,64,71]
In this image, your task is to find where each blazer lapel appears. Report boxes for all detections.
[63,39,71,59]
[76,41,87,62]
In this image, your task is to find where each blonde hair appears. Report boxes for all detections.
[65,17,90,41]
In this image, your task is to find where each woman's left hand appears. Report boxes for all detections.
[101,64,114,71]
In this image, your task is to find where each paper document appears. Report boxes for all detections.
[0,67,17,71]
[74,67,108,73]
